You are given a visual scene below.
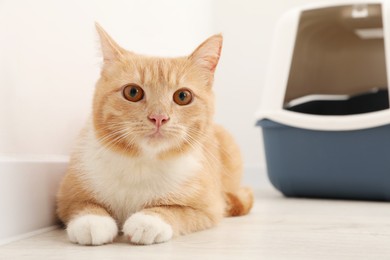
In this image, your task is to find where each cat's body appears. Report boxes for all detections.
[56,24,253,246]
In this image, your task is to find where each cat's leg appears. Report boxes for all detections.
[123,206,222,245]
[57,172,118,246]
[65,205,118,246]
[122,211,173,245]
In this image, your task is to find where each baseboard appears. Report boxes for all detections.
[0,155,68,245]
[0,226,59,246]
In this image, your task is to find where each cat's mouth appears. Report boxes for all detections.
[148,131,163,139]
[146,128,166,139]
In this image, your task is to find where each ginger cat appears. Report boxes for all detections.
[56,23,253,246]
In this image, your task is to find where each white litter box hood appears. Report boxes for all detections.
[256,0,390,131]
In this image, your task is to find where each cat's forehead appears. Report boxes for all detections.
[123,55,189,88]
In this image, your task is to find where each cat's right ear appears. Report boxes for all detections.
[95,23,126,62]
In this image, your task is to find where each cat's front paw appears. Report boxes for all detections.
[66,214,118,246]
[123,212,173,245]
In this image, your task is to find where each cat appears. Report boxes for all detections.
[56,23,253,246]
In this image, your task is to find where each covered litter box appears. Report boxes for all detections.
[256,1,390,200]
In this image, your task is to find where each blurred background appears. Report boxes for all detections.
[0,0,333,174]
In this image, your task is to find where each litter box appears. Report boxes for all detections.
[256,1,390,200]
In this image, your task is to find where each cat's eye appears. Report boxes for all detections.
[122,84,144,102]
[173,88,193,106]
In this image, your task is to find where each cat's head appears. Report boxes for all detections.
[92,23,222,158]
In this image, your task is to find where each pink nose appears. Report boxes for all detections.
[148,114,170,127]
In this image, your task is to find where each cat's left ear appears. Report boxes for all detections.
[189,34,223,74]
[95,22,126,62]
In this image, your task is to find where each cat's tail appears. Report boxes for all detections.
[225,187,254,217]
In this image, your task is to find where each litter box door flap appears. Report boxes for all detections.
[285,3,387,104]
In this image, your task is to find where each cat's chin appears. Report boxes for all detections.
[139,133,176,156]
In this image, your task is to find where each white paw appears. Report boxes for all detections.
[66,214,118,246]
[123,212,173,245]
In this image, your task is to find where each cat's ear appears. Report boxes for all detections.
[95,22,126,62]
[189,34,223,73]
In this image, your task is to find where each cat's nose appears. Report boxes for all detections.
[148,114,170,128]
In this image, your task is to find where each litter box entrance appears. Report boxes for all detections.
[284,4,389,115]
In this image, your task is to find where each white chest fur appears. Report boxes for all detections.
[78,126,201,226]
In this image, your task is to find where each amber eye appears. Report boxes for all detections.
[122,84,144,102]
[173,88,193,106]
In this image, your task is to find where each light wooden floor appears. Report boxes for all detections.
[1,182,390,260]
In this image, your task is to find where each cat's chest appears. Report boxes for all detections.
[80,132,201,224]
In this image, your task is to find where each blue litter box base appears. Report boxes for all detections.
[258,119,390,201]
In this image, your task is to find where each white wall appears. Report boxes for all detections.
[1,0,342,169]
[0,0,213,156]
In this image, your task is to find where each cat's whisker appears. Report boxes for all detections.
[166,126,219,171]
[187,127,236,162]
[186,128,228,166]
[186,130,240,180]
[94,127,133,157]
[184,133,220,171]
